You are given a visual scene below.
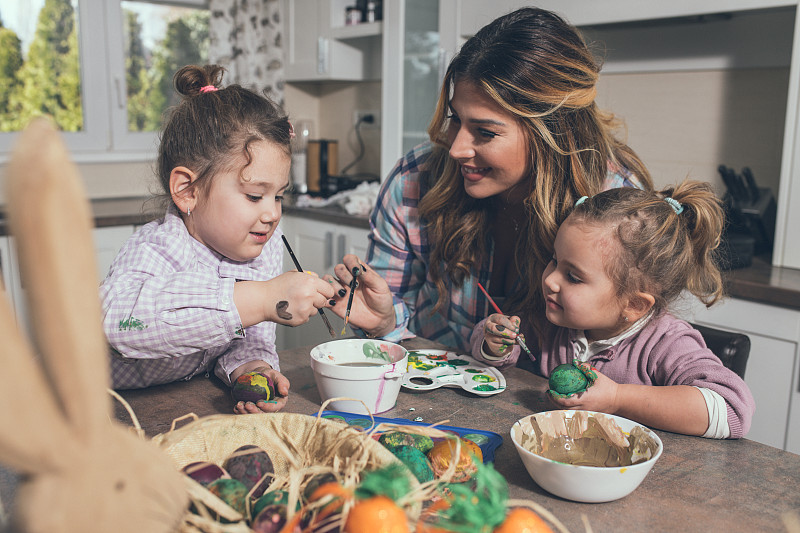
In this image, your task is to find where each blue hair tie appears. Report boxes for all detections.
[575,195,589,206]
[664,197,684,215]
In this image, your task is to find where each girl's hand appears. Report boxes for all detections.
[264,271,335,326]
[482,313,522,358]
[326,255,396,337]
[548,365,620,414]
[232,364,290,414]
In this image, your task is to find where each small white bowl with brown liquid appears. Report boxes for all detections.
[310,339,409,414]
[511,410,663,503]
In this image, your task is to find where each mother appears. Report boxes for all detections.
[331,7,653,361]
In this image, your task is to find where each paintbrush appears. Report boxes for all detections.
[476,282,532,356]
[280,235,336,338]
[341,266,361,335]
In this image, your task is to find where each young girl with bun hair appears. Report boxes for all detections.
[473,181,755,438]
[101,65,335,414]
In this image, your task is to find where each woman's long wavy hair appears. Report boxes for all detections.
[418,7,653,342]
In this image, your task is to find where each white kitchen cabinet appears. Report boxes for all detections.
[282,0,382,81]
[679,297,800,452]
[0,226,135,336]
[276,215,370,351]
[94,225,136,279]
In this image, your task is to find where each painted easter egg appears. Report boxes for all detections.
[207,478,248,516]
[223,445,273,499]
[303,472,338,502]
[379,431,435,454]
[231,371,276,403]
[251,503,288,533]
[252,489,300,520]
[391,445,435,483]
[548,363,589,396]
[427,438,482,483]
[181,461,230,486]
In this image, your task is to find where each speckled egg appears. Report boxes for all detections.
[378,431,435,454]
[207,478,248,515]
[391,445,435,483]
[223,445,273,499]
[548,363,589,397]
[231,371,276,403]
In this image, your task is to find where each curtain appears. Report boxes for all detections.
[208,0,285,106]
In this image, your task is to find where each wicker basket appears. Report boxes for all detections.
[150,410,421,532]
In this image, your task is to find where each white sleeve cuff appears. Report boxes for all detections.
[696,386,731,439]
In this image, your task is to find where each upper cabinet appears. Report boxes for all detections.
[282,0,382,81]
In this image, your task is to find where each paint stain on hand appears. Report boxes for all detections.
[276,300,293,320]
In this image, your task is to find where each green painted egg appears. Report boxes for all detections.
[549,363,589,396]
[378,431,435,454]
[207,478,248,516]
[392,445,435,483]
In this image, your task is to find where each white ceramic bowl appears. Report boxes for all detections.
[510,410,663,503]
[310,339,409,415]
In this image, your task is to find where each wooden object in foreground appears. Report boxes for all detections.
[0,118,188,533]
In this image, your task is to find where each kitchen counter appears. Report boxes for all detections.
[107,337,799,532]
[2,196,797,311]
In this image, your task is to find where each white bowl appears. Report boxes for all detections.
[510,410,663,503]
[310,339,409,415]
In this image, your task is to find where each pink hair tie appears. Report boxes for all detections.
[199,85,218,94]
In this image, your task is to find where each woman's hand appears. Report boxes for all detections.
[326,255,396,337]
[548,365,620,414]
[482,313,522,358]
[231,362,290,414]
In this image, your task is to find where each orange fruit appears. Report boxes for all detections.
[427,438,483,483]
[493,507,553,533]
[345,495,409,533]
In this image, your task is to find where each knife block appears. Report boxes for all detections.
[726,187,776,256]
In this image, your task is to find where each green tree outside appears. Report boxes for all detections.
[125,8,209,132]
[6,0,82,132]
[0,24,24,131]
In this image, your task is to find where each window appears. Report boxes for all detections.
[0,0,208,162]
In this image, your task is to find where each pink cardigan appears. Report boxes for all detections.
[471,313,755,439]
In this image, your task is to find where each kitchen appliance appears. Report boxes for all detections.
[717,165,776,268]
[306,139,339,197]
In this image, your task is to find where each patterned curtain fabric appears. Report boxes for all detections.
[208,0,285,106]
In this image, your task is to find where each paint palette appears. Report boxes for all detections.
[401,349,506,396]
[316,410,504,462]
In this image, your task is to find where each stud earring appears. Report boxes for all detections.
[623,315,629,322]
